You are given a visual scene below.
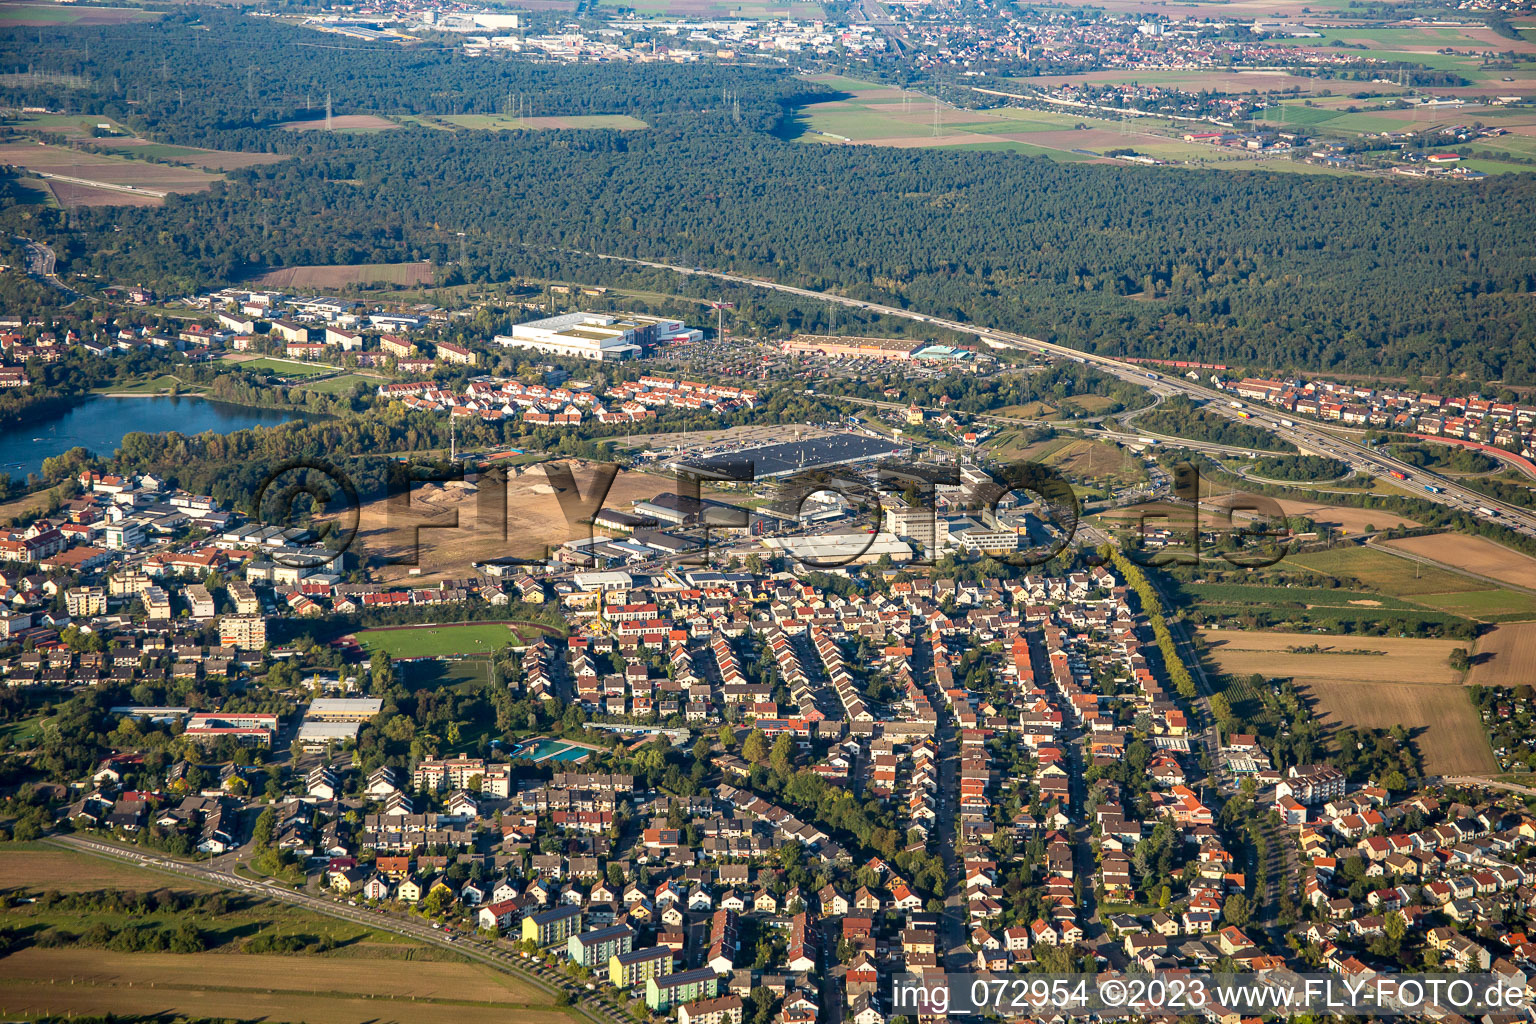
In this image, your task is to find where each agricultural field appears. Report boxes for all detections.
[1384,533,1536,590]
[396,113,650,131]
[353,461,674,582]
[0,141,221,205]
[783,77,1113,159]
[1468,620,1536,687]
[279,114,400,134]
[90,139,288,171]
[0,948,570,1024]
[1210,494,1418,534]
[353,622,547,659]
[1173,580,1473,635]
[249,261,435,289]
[1198,629,1494,775]
[1286,545,1536,621]
[0,843,214,894]
[0,2,159,24]
[1197,628,1463,685]
[2,112,132,139]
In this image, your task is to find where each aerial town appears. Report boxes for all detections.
[4,0,1536,1021]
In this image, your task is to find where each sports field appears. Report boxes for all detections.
[354,623,540,658]
[1199,629,1495,774]
[225,355,334,377]
[249,261,435,289]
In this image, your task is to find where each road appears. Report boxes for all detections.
[1429,775,1536,796]
[28,170,168,199]
[46,834,625,1024]
[13,234,80,301]
[576,250,1536,538]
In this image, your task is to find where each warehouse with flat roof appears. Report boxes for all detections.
[494,312,700,362]
[673,433,906,481]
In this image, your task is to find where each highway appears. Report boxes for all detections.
[579,250,1536,538]
[13,234,81,301]
[45,834,625,1024]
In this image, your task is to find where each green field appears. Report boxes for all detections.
[1288,545,1483,596]
[355,623,536,658]
[1176,579,1473,633]
[1458,157,1536,176]
[226,356,334,377]
[1260,104,1344,125]
[938,139,1092,161]
[1472,134,1536,160]
[1285,547,1536,620]
[1411,588,1536,620]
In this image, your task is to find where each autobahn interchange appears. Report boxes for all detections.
[581,250,1536,539]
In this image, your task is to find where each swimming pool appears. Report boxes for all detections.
[516,739,592,764]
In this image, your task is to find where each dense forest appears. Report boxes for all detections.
[5,13,1536,381]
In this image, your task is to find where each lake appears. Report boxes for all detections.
[1,395,314,481]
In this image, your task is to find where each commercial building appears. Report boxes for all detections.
[307,698,384,722]
[762,532,913,566]
[185,712,279,747]
[494,312,699,362]
[672,433,906,481]
[781,334,922,360]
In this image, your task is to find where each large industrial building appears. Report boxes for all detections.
[672,433,906,481]
[493,312,700,362]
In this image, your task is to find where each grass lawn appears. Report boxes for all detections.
[1459,157,1536,175]
[225,356,335,377]
[355,623,535,658]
